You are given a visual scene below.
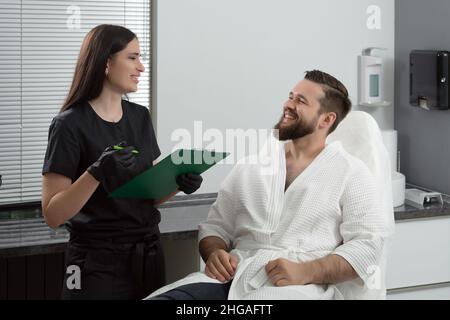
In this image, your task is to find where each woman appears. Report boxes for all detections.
[41,24,203,299]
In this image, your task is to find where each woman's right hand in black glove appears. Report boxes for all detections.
[87,141,137,185]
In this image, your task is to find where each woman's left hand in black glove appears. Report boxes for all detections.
[176,173,203,194]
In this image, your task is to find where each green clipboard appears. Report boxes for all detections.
[110,149,230,199]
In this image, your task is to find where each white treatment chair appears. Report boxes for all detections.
[327,110,395,299]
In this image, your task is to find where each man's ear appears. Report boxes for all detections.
[320,112,337,130]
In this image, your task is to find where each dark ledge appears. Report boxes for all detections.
[394,201,450,221]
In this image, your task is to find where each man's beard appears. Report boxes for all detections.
[273,113,318,141]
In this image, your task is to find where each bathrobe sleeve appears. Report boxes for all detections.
[333,164,389,283]
[198,164,241,248]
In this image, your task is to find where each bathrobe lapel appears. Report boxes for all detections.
[266,141,341,236]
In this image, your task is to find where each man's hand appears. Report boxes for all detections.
[266,255,358,286]
[205,249,238,282]
[265,258,313,287]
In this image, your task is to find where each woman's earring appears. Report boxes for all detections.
[105,69,109,76]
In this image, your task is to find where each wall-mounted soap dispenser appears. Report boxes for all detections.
[358,47,391,107]
[410,50,449,110]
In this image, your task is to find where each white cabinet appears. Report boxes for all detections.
[386,216,450,292]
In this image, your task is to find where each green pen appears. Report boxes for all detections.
[113,145,139,154]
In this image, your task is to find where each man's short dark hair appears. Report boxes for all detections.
[304,70,352,134]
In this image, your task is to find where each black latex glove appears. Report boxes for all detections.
[87,141,137,187]
[176,173,203,194]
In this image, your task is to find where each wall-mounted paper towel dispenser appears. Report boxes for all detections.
[410,50,450,110]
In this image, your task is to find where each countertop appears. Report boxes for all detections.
[1,192,450,258]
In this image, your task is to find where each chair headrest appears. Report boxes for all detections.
[327,111,391,175]
[327,111,395,235]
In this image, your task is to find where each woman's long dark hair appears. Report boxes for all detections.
[60,24,137,112]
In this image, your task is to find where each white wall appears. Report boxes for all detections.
[155,0,395,193]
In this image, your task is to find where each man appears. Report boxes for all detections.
[147,70,390,300]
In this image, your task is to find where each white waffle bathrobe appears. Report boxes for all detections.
[148,135,391,300]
